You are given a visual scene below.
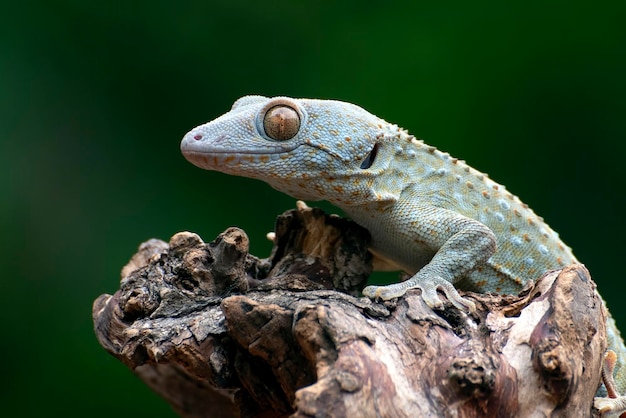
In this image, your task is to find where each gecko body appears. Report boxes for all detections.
[180,95,625,413]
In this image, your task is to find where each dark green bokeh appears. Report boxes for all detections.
[2,1,624,416]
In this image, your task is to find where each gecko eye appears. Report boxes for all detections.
[263,105,300,141]
[360,143,379,169]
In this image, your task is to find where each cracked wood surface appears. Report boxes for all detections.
[93,204,606,417]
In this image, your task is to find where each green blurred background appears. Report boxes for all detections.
[3,1,624,416]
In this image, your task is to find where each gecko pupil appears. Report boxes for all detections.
[360,143,379,169]
[263,105,300,141]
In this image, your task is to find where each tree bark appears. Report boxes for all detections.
[93,203,606,417]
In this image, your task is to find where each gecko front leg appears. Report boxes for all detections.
[361,207,497,312]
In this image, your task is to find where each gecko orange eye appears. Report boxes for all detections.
[263,105,300,141]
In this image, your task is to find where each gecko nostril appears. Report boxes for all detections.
[193,134,203,140]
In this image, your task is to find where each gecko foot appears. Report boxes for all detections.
[595,396,626,417]
[595,351,626,417]
[363,275,476,312]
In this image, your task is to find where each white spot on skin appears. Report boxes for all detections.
[407,150,416,157]
[538,245,549,255]
[435,168,447,176]
[499,199,510,210]
[495,212,505,222]
[395,146,403,154]
[525,257,534,265]
[512,236,523,246]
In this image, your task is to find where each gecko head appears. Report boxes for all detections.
[181,95,400,205]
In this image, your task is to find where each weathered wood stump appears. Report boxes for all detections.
[93,203,607,417]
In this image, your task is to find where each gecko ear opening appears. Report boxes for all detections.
[360,143,379,169]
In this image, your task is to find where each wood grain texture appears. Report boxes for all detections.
[93,204,606,417]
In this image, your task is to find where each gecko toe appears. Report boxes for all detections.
[363,285,403,300]
[409,276,476,313]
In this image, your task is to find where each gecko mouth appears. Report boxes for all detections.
[182,149,286,170]
[180,135,303,170]
[180,129,347,171]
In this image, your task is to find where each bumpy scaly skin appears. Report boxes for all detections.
[181,95,626,411]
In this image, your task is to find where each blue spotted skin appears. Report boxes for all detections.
[180,96,626,408]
